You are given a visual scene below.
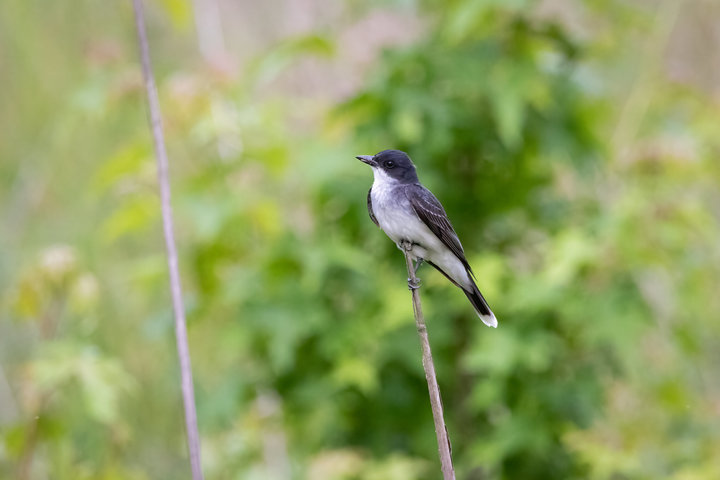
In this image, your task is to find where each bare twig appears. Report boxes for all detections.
[131,2,204,479]
[401,242,455,480]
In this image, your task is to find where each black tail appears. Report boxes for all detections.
[427,260,498,328]
[463,282,497,328]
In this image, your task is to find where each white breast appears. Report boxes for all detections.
[369,168,472,289]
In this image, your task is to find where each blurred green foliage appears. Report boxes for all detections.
[2,0,720,479]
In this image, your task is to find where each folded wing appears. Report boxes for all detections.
[367,188,379,227]
[404,184,472,274]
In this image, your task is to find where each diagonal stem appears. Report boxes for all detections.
[131,1,204,479]
[401,242,455,480]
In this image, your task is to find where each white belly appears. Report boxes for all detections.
[371,181,471,290]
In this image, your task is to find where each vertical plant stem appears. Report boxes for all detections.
[131,2,204,479]
[17,290,67,479]
[17,415,39,480]
[402,244,455,480]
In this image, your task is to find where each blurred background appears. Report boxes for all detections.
[1,0,720,479]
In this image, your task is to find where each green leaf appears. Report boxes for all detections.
[157,0,192,30]
[92,143,150,194]
[250,34,335,85]
[101,194,160,242]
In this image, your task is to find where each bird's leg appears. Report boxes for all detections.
[400,240,422,290]
[407,258,424,290]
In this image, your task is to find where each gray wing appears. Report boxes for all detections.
[367,188,379,227]
[405,184,472,273]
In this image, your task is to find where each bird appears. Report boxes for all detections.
[357,149,497,328]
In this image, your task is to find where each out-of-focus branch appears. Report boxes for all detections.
[257,389,291,480]
[401,242,455,480]
[191,0,227,62]
[131,2,204,479]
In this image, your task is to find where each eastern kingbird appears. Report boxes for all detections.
[357,150,497,328]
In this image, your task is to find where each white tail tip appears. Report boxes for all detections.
[480,312,498,328]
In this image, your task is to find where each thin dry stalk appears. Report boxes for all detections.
[131,1,204,479]
[402,243,455,480]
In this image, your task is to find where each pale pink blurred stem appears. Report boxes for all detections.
[191,0,227,62]
[131,1,204,479]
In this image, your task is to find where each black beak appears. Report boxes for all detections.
[356,155,377,167]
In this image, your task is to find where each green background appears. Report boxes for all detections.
[1,0,719,479]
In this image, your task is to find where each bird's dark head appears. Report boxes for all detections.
[356,149,419,184]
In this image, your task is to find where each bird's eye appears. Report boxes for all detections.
[385,161,395,169]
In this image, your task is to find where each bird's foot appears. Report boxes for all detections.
[399,239,413,253]
[413,258,424,274]
[407,277,422,291]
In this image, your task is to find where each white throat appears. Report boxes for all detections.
[371,167,400,188]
